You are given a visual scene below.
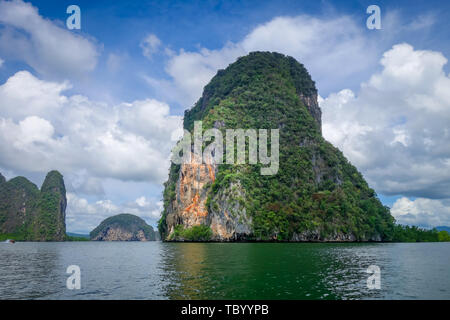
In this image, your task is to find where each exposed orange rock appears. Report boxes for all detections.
[170,152,216,229]
[207,164,215,182]
[164,150,252,241]
[184,193,208,217]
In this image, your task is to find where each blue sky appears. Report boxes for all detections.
[0,0,450,233]
[3,0,447,104]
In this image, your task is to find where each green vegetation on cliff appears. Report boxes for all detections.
[160,52,435,242]
[0,171,67,241]
[170,225,213,241]
[391,225,442,242]
[65,235,90,241]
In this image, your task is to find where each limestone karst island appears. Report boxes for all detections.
[159,52,448,243]
[159,52,395,242]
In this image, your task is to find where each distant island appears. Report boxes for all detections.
[90,213,156,241]
[436,226,450,233]
[436,227,450,241]
[66,232,90,239]
[66,232,90,241]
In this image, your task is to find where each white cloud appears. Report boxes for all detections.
[66,193,162,233]
[0,0,100,78]
[135,196,149,207]
[106,53,122,73]
[320,43,450,199]
[67,172,105,196]
[149,15,377,107]
[0,57,3,67]
[147,11,438,108]
[391,197,450,227]
[0,70,182,183]
[405,12,436,31]
[0,71,69,120]
[140,34,161,59]
[0,70,181,234]
[16,116,55,145]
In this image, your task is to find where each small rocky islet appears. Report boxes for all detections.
[90,213,156,241]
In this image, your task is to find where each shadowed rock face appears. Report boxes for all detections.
[160,51,395,242]
[0,170,67,241]
[90,214,156,241]
[299,92,321,133]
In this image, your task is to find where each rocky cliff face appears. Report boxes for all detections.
[160,51,395,242]
[299,93,321,133]
[0,170,67,241]
[164,152,252,241]
[165,152,212,231]
[92,227,150,241]
[90,213,156,241]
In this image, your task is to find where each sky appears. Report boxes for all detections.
[0,0,449,233]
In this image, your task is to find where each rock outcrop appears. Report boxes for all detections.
[90,213,156,241]
[0,170,67,241]
[164,151,252,241]
[159,51,395,242]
